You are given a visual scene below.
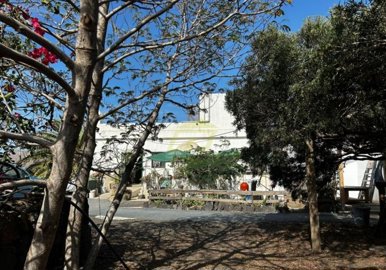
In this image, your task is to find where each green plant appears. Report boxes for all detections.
[181,199,205,208]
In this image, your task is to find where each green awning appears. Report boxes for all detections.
[149,149,191,162]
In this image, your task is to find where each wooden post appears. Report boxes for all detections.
[338,162,345,208]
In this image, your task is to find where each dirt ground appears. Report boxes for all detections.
[95,216,386,270]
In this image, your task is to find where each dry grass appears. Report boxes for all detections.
[95,216,386,270]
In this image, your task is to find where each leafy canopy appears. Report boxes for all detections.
[175,147,246,189]
[226,0,386,196]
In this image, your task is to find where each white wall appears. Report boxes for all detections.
[343,160,368,186]
[342,160,381,202]
[94,93,282,192]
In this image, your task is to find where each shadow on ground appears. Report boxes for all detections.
[95,213,386,270]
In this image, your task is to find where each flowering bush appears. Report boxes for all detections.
[0,0,58,65]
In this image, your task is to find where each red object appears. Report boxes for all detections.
[31,17,45,36]
[240,182,249,191]
[4,84,14,92]
[29,47,58,65]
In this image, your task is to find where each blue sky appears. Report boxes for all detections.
[99,1,346,123]
[282,0,342,31]
[168,0,345,122]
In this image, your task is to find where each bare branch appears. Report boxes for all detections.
[0,130,53,148]
[100,44,201,120]
[63,0,80,12]
[90,167,115,174]
[46,30,76,54]
[25,87,65,111]
[98,85,162,120]
[340,154,384,162]
[0,11,75,70]
[0,179,47,192]
[164,98,195,110]
[102,2,283,72]
[98,0,179,61]
[105,0,136,20]
[0,43,76,97]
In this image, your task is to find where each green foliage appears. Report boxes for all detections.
[19,132,55,179]
[226,0,386,196]
[175,148,246,189]
[18,126,88,180]
[181,199,205,209]
[320,0,386,155]
[225,19,337,194]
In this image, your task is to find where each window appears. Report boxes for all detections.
[152,160,166,168]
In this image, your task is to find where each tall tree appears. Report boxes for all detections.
[226,19,336,251]
[227,0,386,249]
[0,0,290,268]
[1,0,98,268]
[320,0,386,156]
[321,0,386,231]
[84,2,292,265]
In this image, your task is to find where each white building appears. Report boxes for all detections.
[94,93,278,192]
[93,92,384,204]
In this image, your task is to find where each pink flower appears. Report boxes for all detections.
[4,84,15,93]
[34,26,45,36]
[31,17,45,36]
[42,58,49,65]
[31,18,40,28]
[29,48,42,59]
[45,52,58,64]
[41,47,49,54]
[28,46,58,65]
[14,113,20,119]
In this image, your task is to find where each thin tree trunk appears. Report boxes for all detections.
[64,87,101,269]
[64,3,108,269]
[24,1,98,269]
[305,137,322,252]
[84,88,168,270]
[376,160,386,235]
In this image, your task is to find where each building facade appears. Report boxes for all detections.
[94,93,280,192]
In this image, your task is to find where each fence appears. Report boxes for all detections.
[148,189,289,206]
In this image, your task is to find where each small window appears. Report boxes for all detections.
[152,160,166,168]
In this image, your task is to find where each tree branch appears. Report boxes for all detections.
[0,43,76,97]
[102,2,282,72]
[0,179,47,192]
[0,130,53,148]
[0,89,25,133]
[98,0,179,61]
[98,85,162,120]
[0,11,75,70]
[164,98,196,110]
[63,0,80,12]
[90,167,115,174]
[105,0,136,20]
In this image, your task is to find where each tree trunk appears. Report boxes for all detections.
[64,3,108,269]
[24,1,98,269]
[376,160,386,235]
[305,137,322,252]
[63,88,101,269]
[84,88,168,270]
